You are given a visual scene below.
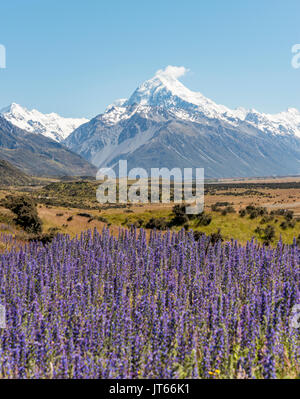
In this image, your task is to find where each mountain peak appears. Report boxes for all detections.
[97,66,300,138]
[125,65,229,118]
[0,102,21,114]
[126,65,194,106]
[0,103,89,142]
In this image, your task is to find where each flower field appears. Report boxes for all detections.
[0,228,299,378]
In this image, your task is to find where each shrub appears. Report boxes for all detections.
[245,205,256,214]
[284,211,294,221]
[193,231,205,241]
[209,229,223,245]
[242,205,268,219]
[271,209,293,221]
[280,221,288,230]
[172,205,186,217]
[280,220,295,230]
[211,202,234,213]
[131,219,144,229]
[77,213,92,218]
[3,195,42,234]
[239,209,246,217]
[249,210,259,219]
[225,206,235,213]
[28,227,59,244]
[254,226,263,236]
[260,215,274,224]
[196,212,212,226]
[254,224,276,244]
[183,223,190,231]
[145,217,168,230]
[96,216,108,223]
[170,205,189,226]
[263,225,275,245]
[215,202,231,207]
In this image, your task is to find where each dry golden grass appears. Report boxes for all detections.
[2,176,300,245]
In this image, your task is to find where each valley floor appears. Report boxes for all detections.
[1,175,300,246]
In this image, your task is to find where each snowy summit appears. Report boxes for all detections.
[99,66,300,138]
[0,103,89,142]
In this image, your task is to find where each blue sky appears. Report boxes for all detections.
[0,0,299,118]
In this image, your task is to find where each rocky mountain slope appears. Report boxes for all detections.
[0,116,97,177]
[0,159,34,186]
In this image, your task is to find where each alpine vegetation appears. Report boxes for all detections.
[0,228,299,378]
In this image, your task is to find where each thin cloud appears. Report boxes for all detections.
[155,66,189,80]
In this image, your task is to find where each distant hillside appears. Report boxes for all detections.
[0,159,33,186]
[0,116,97,177]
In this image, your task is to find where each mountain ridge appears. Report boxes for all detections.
[0,103,89,142]
[0,116,97,177]
[65,66,300,178]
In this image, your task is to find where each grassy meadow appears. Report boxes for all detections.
[1,176,300,246]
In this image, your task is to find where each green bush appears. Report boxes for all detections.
[263,225,275,245]
[170,205,189,226]
[3,195,42,234]
[77,212,92,218]
[239,209,246,217]
[130,219,144,229]
[225,206,236,213]
[209,229,223,245]
[280,220,295,230]
[260,215,274,224]
[193,231,205,241]
[145,217,168,230]
[254,224,276,244]
[196,212,212,226]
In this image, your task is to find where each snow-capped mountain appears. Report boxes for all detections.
[0,103,89,142]
[65,66,300,178]
[84,66,300,138]
[0,116,97,177]
[241,108,300,138]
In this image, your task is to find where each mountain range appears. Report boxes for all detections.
[2,66,300,178]
[0,116,96,177]
[0,103,88,142]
